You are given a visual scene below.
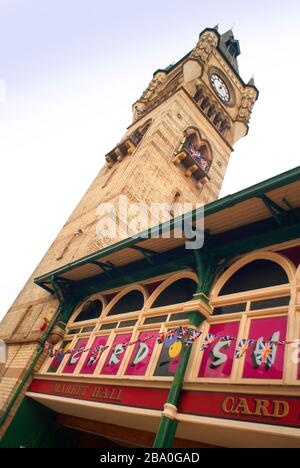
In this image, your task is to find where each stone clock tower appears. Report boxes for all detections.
[0,26,258,439]
[84,26,258,251]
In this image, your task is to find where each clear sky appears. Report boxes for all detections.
[0,0,300,320]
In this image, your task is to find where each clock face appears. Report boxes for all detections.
[210,74,230,103]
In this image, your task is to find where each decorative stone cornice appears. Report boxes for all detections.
[236,86,258,124]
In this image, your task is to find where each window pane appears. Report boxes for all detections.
[169,313,190,321]
[107,290,144,316]
[250,297,290,310]
[81,326,95,333]
[47,340,71,373]
[214,303,247,316]
[74,300,103,322]
[67,328,81,335]
[219,260,289,296]
[100,322,118,330]
[151,278,197,308]
[119,320,137,328]
[144,315,168,325]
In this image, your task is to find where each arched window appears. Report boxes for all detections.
[219,119,230,135]
[212,255,293,316]
[207,104,216,118]
[74,299,103,323]
[172,128,212,184]
[213,112,222,126]
[194,86,204,103]
[107,290,145,316]
[219,260,289,296]
[200,96,210,112]
[151,278,197,308]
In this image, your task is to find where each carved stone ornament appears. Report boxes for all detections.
[237,87,257,123]
[192,31,218,64]
[139,72,167,104]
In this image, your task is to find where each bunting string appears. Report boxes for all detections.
[45,335,154,359]
[44,326,300,369]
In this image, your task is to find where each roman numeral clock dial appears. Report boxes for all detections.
[210,73,230,103]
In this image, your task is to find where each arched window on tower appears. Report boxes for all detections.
[219,119,231,136]
[193,87,230,138]
[172,128,212,187]
[194,87,204,104]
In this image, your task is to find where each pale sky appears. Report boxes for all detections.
[0,0,299,320]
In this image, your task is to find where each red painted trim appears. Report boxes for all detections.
[28,379,300,429]
[179,390,300,429]
[28,379,168,411]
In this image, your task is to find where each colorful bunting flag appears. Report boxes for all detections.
[235,339,254,359]
[253,340,275,367]
[200,334,218,352]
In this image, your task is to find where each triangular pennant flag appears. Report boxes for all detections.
[235,339,254,359]
[200,333,217,351]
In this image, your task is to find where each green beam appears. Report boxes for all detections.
[210,221,300,259]
[282,198,300,222]
[90,261,113,279]
[259,194,286,225]
[130,245,157,265]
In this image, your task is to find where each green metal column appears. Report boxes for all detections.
[153,310,205,448]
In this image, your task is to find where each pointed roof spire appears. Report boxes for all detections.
[213,24,219,31]
[219,29,240,72]
[248,76,255,86]
[222,29,234,40]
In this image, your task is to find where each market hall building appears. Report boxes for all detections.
[0,26,300,449]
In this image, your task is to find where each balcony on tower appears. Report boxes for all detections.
[172,129,212,185]
[105,121,151,168]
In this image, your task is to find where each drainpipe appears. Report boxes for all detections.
[152,310,206,448]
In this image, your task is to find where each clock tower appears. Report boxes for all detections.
[71,26,258,255]
[0,27,258,439]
